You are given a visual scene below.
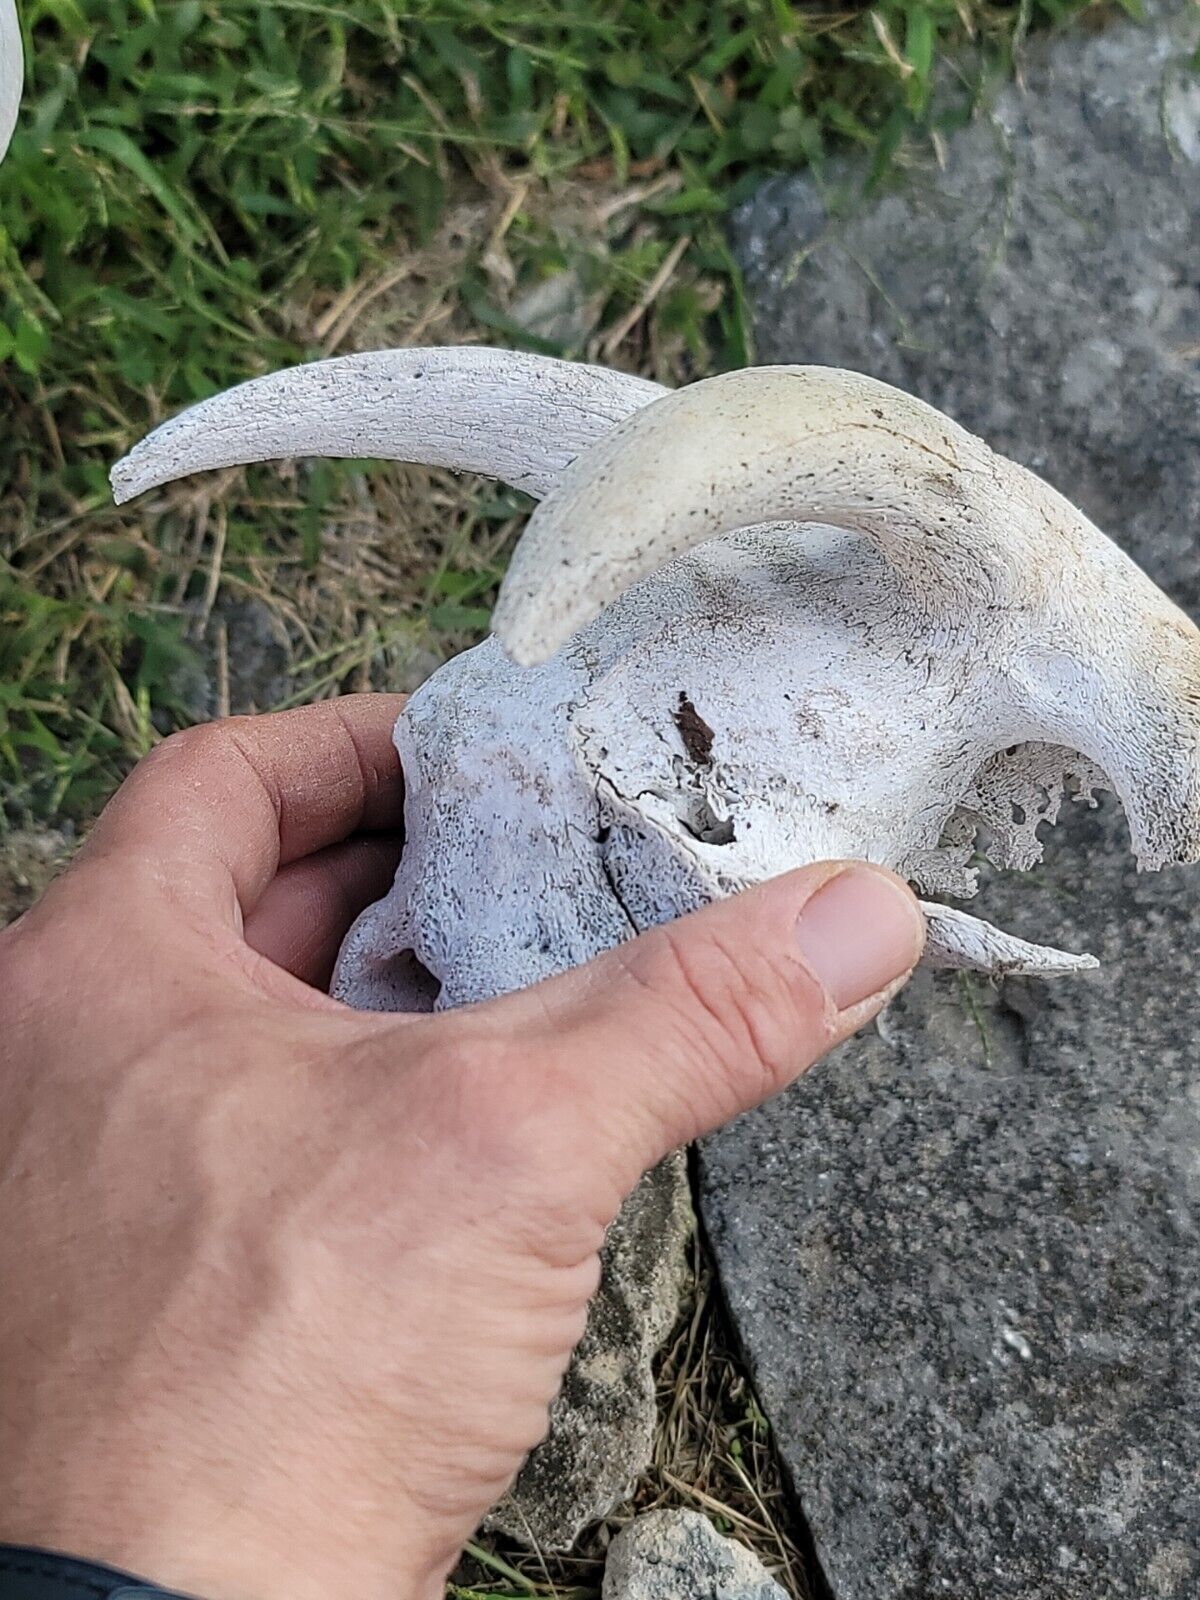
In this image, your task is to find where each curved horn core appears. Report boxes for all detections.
[111,348,667,505]
[492,365,1109,666]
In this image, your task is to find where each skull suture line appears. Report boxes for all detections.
[111,347,1200,1009]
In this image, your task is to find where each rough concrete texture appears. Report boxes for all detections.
[603,1510,790,1600]
[487,1152,694,1550]
[702,5,1200,1598]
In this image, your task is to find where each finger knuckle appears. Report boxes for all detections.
[154,720,216,763]
[142,716,260,774]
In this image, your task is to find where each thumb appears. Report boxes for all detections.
[485,862,925,1196]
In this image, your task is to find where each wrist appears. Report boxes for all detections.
[0,1481,443,1600]
[0,1543,193,1598]
[0,1348,449,1600]
[0,1539,442,1600]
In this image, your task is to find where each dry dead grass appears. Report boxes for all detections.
[452,1230,815,1600]
[28,170,712,773]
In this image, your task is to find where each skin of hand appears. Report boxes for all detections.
[0,695,925,1600]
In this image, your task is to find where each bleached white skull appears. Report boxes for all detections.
[112,347,1200,1010]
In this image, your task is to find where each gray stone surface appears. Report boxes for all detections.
[213,597,294,715]
[487,1152,693,1550]
[603,1510,790,1600]
[702,6,1200,1598]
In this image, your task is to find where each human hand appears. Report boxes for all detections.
[0,697,924,1600]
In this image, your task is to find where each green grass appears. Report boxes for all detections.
[0,0,1097,821]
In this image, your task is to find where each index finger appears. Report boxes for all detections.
[85,694,407,919]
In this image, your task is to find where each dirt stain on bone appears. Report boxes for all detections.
[674,692,715,766]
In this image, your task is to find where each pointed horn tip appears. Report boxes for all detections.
[997,947,1099,977]
[109,455,144,505]
[1029,949,1100,977]
[920,901,1099,977]
[923,942,1099,978]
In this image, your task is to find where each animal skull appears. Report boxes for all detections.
[111,347,1200,1009]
